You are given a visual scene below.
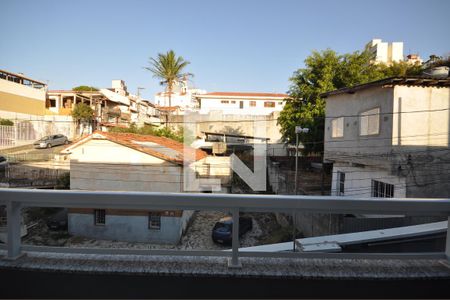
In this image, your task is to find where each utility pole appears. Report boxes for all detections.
[293,126,309,252]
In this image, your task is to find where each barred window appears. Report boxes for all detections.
[94,209,105,225]
[148,212,161,230]
[372,180,394,198]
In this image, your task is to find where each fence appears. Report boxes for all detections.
[0,189,449,268]
[0,165,67,187]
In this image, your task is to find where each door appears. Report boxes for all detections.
[239,101,244,109]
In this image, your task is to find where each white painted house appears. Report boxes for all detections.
[322,77,450,199]
[195,92,288,116]
[61,131,210,244]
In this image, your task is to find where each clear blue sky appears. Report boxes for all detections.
[1,0,449,101]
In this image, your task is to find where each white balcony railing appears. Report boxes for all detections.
[0,188,450,268]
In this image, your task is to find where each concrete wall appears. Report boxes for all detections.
[330,163,406,198]
[175,111,283,143]
[324,86,394,161]
[0,78,46,116]
[68,212,189,244]
[325,84,450,198]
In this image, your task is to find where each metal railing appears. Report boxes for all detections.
[0,188,450,267]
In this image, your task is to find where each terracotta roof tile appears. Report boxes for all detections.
[64,131,207,165]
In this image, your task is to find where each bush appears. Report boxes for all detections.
[56,173,70,189]
[0,118,14,126]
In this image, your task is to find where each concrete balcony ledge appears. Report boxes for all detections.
[1,249,449,280]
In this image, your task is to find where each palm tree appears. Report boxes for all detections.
[145,50,192,107]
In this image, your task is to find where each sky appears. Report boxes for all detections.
[1,0,449,102]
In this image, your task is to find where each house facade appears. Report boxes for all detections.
[61,131,210,244]
[195,92,287,116]
[322,77,450,199]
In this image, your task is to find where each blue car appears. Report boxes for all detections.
[212,216,253,244]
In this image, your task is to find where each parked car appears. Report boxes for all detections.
[46,209,68,230]
[212,215,253,244]
[34,134,69,149]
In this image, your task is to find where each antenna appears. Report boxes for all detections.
[137,87,145,97]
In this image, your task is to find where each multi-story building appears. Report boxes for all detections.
[322,76,450,199]
[0,69,47,119]
[195,92,287,116]
[154,78,206,109]
[365,39,404,65]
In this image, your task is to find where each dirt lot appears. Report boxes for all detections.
[21,209,291,250]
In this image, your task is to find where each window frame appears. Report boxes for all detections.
[360,107,380,136]
[331,117,344,138]
[337,171,345,196]
[148,212,161,230]
[371,180,394,198]
[264,101,275,108]
[94,209,106,226]
[249,101,256,107]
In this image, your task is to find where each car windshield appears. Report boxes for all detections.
[39,136,50,141]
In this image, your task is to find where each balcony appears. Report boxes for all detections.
[0,189,450,298]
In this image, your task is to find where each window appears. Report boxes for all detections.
[331,117,344,138]
[337,172,345,196]
[372,180,394,198]
[231,100,236,104]
[94,209,105,225]
[264,101,275,108]
[250,101,256,107]
[148,212,161,230]
[220,100,229,104]
[278,101,283,105]
[360,108,380,136]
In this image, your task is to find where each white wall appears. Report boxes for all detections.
[0,78,46,101]
[331,163,406,198]
[199,98,285,115]
[69,139,183,192]
[392,85,449,147]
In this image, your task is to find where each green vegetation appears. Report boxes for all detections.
[145,50,192,107]
[109,124,191,144]
[71,103,94,122]
[56,172,70,189]
[278,49,423,155]
[72,85,99,92]
[0,118,14,126]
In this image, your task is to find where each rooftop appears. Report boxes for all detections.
[62,131,207,164]
[321,76,450,98]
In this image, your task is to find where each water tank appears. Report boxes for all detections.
[423,66,450,78]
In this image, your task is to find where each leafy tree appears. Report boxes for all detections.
[71,103,94,122]
[145,50,192,107]
[279,49,424,155]
[72,86,99,92]
[0,118,14,126]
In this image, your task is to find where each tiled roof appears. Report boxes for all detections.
[199,92,289,98]
[62,131,207,165]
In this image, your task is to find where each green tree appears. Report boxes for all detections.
[0,118,14,126]
[71,103,94,135]
[145,50,192,107]
[279,49,423,155]
[72,86,99,92]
